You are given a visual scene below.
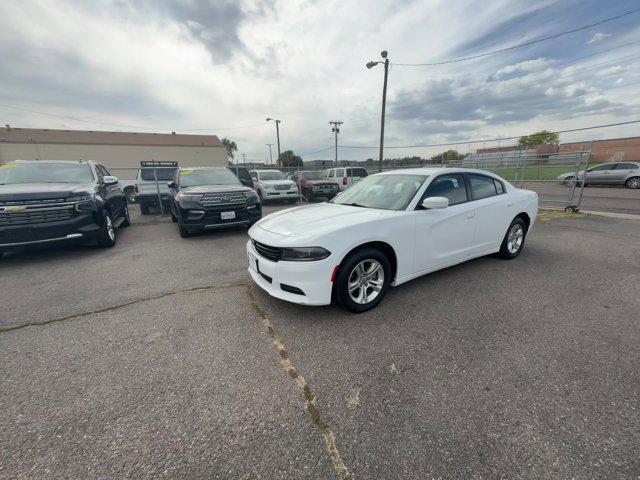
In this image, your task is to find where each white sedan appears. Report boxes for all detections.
[247,168,538,312]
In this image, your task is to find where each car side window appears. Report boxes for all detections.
[423,174,468,206]
[494,179,505,194]
[94,165,104,182]
[99,165,111,176]
[616,163,637,170]
[589,164,612,172]
[469,174,497,200]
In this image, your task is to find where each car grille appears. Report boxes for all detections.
[313,184,336,190]
[0,197,67,207]
[0,207,76,226]
[274,184,291,191]
[253,240,280,262]
[200,192,247,206]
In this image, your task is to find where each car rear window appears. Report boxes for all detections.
[469,174,497,200]
[140,168,176,181]
[347,168,368,177]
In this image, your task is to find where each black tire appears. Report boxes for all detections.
[562,176,574,187]
[121,202,131,227]
[97,210,117,247]
[625,176,640,189]
[124,187,136,204]
[334,248,391,313]
[140,203,150,215]
[287,197,297,204]
[177,213,192,238]
[257,190,264,202]
[303,190,313,202]
[497,217,527,259]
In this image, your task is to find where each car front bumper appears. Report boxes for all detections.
[0,210,101,248]
[246,240,334,306]
[263,189,299,200]
[179,203,262,231]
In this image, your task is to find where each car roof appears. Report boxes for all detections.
[378,167,501,176]
[252,169,283,172]
[178,166,227,171]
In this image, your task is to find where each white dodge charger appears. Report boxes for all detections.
[247,168,538,312]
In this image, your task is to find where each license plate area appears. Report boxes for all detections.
[221,211,236,220]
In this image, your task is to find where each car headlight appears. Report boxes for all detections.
[245,190,260,201]
[280,246,331,262]
[175,192,203,202]
[264,184,275,190]
[68,192,95,203]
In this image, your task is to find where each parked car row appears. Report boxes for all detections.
[0,160,539,314]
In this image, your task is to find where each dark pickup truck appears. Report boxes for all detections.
[0,160,130,255]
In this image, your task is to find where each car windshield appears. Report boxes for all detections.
[140,168,176,181]
[259,171,285,180]
[332,173,428,210]
[0,162,94,184]
[300,171,322,180]
[179,168,240,187]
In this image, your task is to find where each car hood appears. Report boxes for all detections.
[260,179,295,186]
[255,202,396,238]
[0,183,94,201]
[180,184,252,194]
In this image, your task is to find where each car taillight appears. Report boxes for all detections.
[342,177,347,185]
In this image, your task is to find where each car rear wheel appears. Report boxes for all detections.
[140,203,150,215]
[562,176,574,186]
[97,210,117,247]
[335,248,391,313]
[497,217,527,259]
[625,176,640,189]
[124,187,136,204]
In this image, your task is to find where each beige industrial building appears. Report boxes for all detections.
[0,127,229,179]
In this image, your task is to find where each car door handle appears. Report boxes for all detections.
[466,213,476,219]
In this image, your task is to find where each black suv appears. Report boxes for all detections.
[0,160,130,254]
[168,167,261,237]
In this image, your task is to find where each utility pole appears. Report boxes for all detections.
[266,143,274,165]
[242,153,246,166]
[329,121,343,166]
[266,118,282,167]
[366,50,390,172]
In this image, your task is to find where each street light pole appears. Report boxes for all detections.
[266,143,274,165]
[329,121,343,166]
[266,117,282,167]
[367,50,390,173]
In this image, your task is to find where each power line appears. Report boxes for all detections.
[338,119,640,150]
[394,8,640,66]
[0,102,268,132]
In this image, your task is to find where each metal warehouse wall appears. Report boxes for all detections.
[0,143,229,179]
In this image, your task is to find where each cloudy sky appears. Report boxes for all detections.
[1,0,639,161]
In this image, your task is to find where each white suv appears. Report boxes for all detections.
[322,167,369,190]
[250,169,299,202]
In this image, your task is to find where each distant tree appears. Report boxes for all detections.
[430,150,462,162]
[278,150,303,168]
[518,130,559,147]
[221,138,238,160]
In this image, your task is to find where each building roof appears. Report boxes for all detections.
[0,127,224,148]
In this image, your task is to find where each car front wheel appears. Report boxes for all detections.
[625,176,640,189]
[97,210,117,247]
[497,217,527,259]
[335,248,391,313]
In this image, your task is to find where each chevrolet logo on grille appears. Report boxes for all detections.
[1,206,27,213]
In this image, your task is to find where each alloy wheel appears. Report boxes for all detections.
[627,177,640,189]
[347,259,385,305]
[507,224,524,254]
[106,214,115,241]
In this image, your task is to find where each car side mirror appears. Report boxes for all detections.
[167,181,176,189]
[422,196,449,209]
[103,175,119,186]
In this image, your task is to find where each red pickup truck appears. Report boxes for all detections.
[291,171,340,202]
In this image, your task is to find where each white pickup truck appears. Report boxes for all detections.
[133,161,178,214]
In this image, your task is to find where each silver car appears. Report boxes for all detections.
[556,162,640,188]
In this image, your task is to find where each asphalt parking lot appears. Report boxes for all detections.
[1,204,639,479]
[525,183,640,215]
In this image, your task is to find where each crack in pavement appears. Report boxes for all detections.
[0,282,245,333]
[246,286,350,479]
[3,280,350,478]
